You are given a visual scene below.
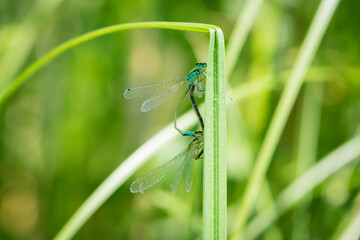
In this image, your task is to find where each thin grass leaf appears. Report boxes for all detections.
[225,0,264,76]
[338,197,360,240]
[291,83,323,237]
[203,28,227,240]
[0,0,62,89]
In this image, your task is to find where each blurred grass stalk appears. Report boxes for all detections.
[338,196,360,240]
[0,0,62,90]
[291,83,323,239]
[225,0,263,76]
[230,0,341,238]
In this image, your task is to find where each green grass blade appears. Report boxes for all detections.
[337,196,360,240]
[0,0,62,89]
[291,83,323,238]
[203,28,227,240]
[225,0,264,76]
[230,0,341,238]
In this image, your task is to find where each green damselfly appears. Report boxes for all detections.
[130,131,204,194]
[124,63,206,136]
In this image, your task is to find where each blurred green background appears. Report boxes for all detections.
[1,0,360,239]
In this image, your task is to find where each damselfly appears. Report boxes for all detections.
[124,63,207,135]
[130,131,204,194]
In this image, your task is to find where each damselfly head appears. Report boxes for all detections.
[195,63,207,70]
[193,131,203,138]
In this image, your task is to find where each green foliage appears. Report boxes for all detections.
[1,0,360,239]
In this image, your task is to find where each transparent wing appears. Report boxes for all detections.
[170,152,188,194]
[185,153,193,192]
[141,81,188,112]
[124,76,188,100]
[130,149,187,193]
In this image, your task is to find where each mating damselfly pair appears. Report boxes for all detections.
[124,63,207,193]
